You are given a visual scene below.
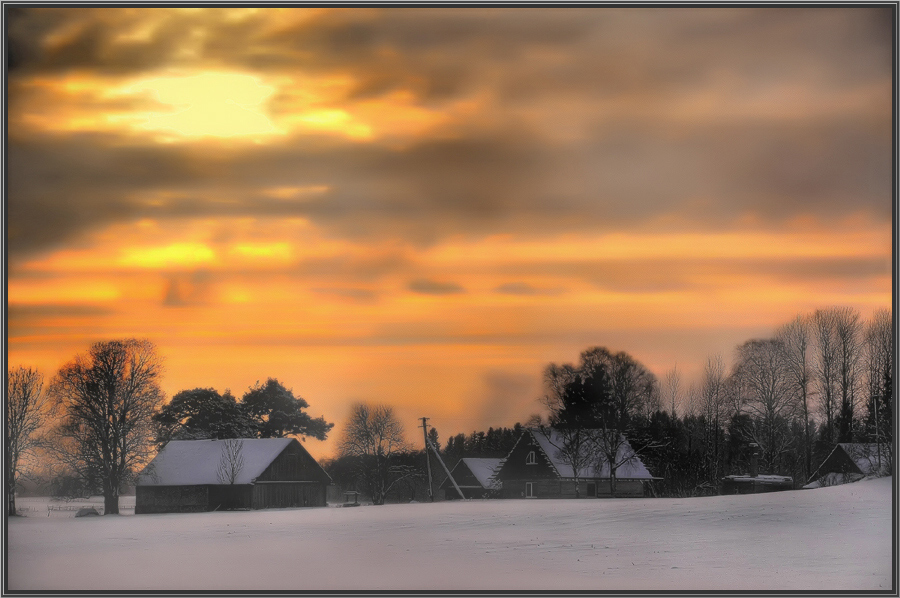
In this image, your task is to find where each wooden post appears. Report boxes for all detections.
[421,417,434,501]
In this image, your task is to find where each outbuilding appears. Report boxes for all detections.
[805,443,890,488]
[440,458,503,499]
[135,438,331,514]
[494,428,656,498]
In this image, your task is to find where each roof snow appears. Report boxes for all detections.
[530,428,654,480]
[461,458,502,489]
[837,443,889,476]
[136,438,294,486]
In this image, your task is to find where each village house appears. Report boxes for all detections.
[135,438,331,513]
[493,428,656,498]
[439,457,503,499]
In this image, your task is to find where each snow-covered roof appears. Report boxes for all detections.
[461,458,503,489]
[837,443,888,476]
[137,438,294,486]
[723,475,793,484]
[530,428,654,480]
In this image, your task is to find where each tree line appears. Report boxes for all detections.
[6,305,893,513]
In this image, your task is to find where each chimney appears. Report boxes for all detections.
[749,443,759,478]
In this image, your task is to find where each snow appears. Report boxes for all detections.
[461,458,502,489]
[531,428,654,480]
[136,438,294,486]
[7,476,892,591]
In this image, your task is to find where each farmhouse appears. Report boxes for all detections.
[440,457,503,499]
[494,428,655,498]
[805,443,890,488]
[135,438,331,514]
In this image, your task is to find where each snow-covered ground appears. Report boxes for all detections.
[7,477,893,592]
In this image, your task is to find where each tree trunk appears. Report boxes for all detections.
[8,481,16,517]
[609,468,617,497]
[103,479,119,515]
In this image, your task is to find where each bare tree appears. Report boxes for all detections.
[664,365,681,418]
[338,403,413,505]
[863,308,893,468]
[216,439,245,484]
[833,307,863,441]
[776,314,814,479]
[731,339,796,473]
[49,339,165,515]
[699,354,727,483]
[6,367,52,516]
[813,309,841,443]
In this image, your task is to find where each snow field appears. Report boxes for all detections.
[6,476,893,592]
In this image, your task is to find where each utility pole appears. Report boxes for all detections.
[425,434,466,500]
[421,417,434,501]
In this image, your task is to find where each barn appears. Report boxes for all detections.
[135,438,331,514]
[805,443,890,488]
[494,428,655,498]
[440,458,503,499]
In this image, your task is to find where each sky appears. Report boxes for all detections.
[5,6,894,460]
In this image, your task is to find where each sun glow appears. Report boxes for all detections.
[129,72,278,138]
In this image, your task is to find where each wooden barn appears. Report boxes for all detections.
[494,428,656,498]
[135,438,331,514]
[440,458,502,499]
[805,443,890,488]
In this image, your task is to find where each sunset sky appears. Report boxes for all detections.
[6,7,894,460]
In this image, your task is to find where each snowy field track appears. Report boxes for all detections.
[6,477,893,592]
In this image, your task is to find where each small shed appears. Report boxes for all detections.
[440,458,502,499]
[135,438,331,514]
[805,443,890,488]
[721,474,794,494]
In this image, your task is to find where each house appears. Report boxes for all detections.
[439,458,503,499]
[493,428,656,498]
[135,438,332,514]
[805,443,890,488]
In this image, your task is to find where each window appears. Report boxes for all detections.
[526,450,536,465]
[525,482,534,498]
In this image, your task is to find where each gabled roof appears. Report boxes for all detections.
[137,438,295,486]
[837,443,888,476]
[530,428,654,480]
[807,443,890,484]
[461,458,502,489]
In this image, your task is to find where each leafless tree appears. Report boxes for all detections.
[833,307,863,441]
[699,354,727,482]
[49,339,165,515]
[664,365,681,418]
[6,366,53,516]
[776,314,814,478]
[813,309,841,443]
[731,339,796,472]
[863,308,893,468]
[338,403,412,505]
[216,439,245,484]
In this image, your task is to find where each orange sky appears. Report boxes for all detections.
[6,7,894,460]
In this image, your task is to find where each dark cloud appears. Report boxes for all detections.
[494,282,563,296]
[408,279,466,295]
[5,7,892,261]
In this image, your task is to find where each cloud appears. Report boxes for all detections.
[5,7,892,264]
[408,279,465,295]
